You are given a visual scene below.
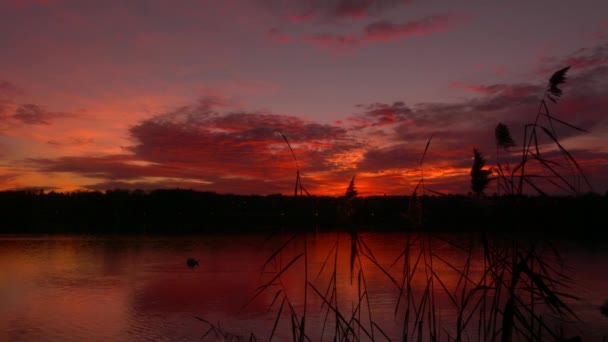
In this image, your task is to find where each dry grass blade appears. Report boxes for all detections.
[360,246,401,288]
[269,290,283,308]
[430,268,458,307]
[390,234,419,267]
[426,188,447,196]
[279,131,298,167]
[371,321,392,341]
[539,126,592,190]
[524,174,572,194]
[519,264,578,319]
[528,151,577,193]
[420,134,434,166]
[541,101,588,133]
[315,240,337,281]
[433,253,476,286]
[263,235,297,271]
[245,253,303,309]
[308,282,373,339]
[269,297,286,341]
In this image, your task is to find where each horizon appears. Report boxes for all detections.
[1,0,607,196]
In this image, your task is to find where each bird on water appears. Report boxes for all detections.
[187,258,199,268]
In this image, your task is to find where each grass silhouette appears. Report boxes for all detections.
[192,66,602,341]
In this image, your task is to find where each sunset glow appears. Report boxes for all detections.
[1,0,607,195]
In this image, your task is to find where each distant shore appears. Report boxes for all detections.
[0,189,606,235]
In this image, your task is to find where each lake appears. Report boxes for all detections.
[0,233,607,341]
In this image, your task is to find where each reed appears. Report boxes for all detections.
[491,66,591,196]
[230,231,582,341]
[195,67,595,342]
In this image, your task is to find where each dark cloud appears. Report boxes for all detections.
[128,105,351,174]
[262,0,409,21]
[47,136,95,147]
[450,82,539,97]
[363,14,469,41]
[356,144,422,172]
[301,14,468,51]
[350,101,412,128]
[13,104,72,125]
[0,82,77,128]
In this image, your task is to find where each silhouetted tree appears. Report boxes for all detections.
[471,149,492,196]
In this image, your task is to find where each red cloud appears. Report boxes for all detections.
[28,99,360,194]
[20,57,608,196]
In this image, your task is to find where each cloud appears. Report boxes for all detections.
[262,0,409,21]
[4,0,54,8]
[584,21,608,40]
[537,43,608,75]
[348,101,413,128]
[19,45,608,195]
[363,14,469,42]
[0,81,23,118]
[1,82,78,128]
[127,103,356,177]
[302,14,469,51]
[351,61,608,194]
[301,34,359,53]
[267,27,293,43]
[449,82,539,97]
[46,136,95,147]
[12,104,73,125]
[0,81,24,100]
[28,98,361,194]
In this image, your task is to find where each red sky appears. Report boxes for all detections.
[1,0,607,196]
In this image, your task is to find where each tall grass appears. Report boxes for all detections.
[196,67,595,341]
[494,66,592,196]
[279,131,310,197]
[226,231,581,342]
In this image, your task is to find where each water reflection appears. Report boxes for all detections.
[0,233,606,341]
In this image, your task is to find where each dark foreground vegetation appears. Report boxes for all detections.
[0,189,606,235]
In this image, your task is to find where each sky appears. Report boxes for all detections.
[1,0,607,196]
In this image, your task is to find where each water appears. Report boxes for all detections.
[0,233,606,341]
